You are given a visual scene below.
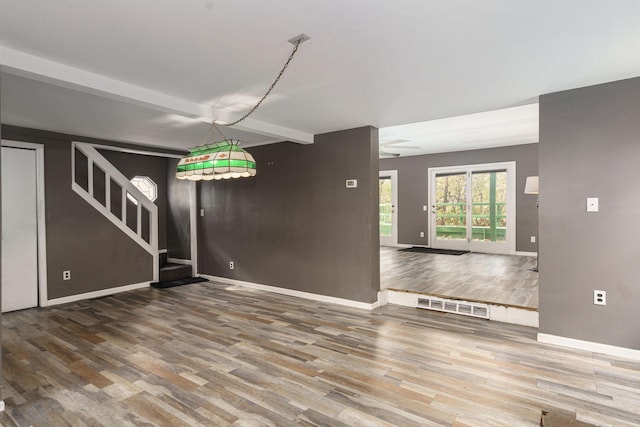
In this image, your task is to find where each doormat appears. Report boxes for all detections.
[398,247,469,256]
[151,276,209,289]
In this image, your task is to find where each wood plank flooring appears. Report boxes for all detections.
[381,246,539,309]
[2,281,639,426]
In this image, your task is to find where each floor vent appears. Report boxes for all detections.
[417,296,489,319]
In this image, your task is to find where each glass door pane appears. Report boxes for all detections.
[379,177,392,237]
[434,173,467,241]
[471,171,507,242]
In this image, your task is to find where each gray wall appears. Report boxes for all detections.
[100,149,169,250]
[198,126,380,303]
[380,143,539,252]
[539,77,640,349]
[167,157,191,260]
[0,83,3,401]
[1,126,183,299]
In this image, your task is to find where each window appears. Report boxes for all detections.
[129,176,157,203]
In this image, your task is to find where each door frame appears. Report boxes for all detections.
[379,170,398,247]
[428,161,516,255]
[2,140,48,307]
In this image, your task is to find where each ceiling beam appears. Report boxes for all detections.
[0,45,314,144]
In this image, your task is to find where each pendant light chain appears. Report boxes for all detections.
[178,35,307,181]
[215,39,303,127]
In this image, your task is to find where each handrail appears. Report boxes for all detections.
[71,141,159,282]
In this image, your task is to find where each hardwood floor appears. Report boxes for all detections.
[2,281,639,426]
[380,246,539,309]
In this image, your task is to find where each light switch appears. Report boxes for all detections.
[586,197,599,213]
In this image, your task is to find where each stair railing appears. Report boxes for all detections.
[71,141,159,282]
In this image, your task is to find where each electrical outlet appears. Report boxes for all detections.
[200,209,205,217]
[63,270,71,281]
[420,231,425,238]
[530,236,536,243]
[594,290,606,306]
[587,197,599,212]
[229,261,235,270]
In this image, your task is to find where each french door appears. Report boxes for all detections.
[428,162,515,254]
[379,170,398,246]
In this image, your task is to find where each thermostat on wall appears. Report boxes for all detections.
[346,179,358,188]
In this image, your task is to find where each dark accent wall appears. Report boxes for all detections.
[0,77,3,399]
[379,143,539,252]
[539,77,640,350]
[198,126,380,303]
[167,158,191,260]
[0,126,183,299]
[99,150,169,250]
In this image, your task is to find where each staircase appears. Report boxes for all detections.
[71,141,159,282]
[159,253,193,282]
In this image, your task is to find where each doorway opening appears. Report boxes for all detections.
[1,141,48,312]
[429,162,515,255]
[379,170,397,247]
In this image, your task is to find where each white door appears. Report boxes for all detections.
[379,170,398,246]
[2,146,39,312]
[429,162,515,255]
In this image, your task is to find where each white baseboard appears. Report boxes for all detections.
[386,289,539,327]
[199,275,380,311]
[377,290,389,306]
[515,251,537,257]
[537,333,640,361]
[167,258,192,265]
[46,282,150,307]
[490,304,539,327]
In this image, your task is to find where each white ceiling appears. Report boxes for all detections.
[2,1,640,154]
[379,103,539,157]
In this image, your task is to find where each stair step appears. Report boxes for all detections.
[159,263,192,282]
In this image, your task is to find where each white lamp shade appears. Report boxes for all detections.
[524,176,539,195]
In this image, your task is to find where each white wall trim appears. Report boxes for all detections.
[167,258,192,265]
[2,140,49,308]
[379,169,398,247]
[427,161,516,255]
[47,282,150,307]
[200,275,380,311]
[377,290,389,307]
[515,251,537,257]
[490,304,539,327]
[1,45,314,144]
[88,143,184,159]
[386,289,539,327]
[71,142,159,281]
[537,333,640,361]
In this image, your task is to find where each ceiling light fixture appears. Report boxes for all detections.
[176,33,310,181]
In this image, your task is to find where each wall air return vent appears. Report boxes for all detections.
[417,296,489,319]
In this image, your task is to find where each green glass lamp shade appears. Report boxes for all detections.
[176,140,256,181]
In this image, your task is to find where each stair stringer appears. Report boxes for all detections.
[71,141,159,282]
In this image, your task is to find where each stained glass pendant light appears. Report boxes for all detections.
[176,140,256,181]
[176,33,309,182]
